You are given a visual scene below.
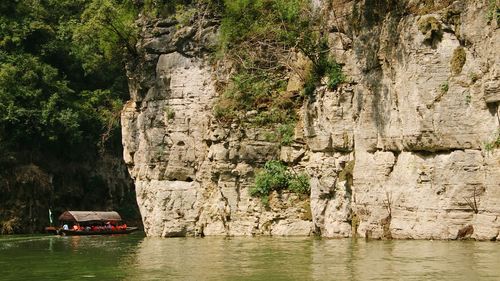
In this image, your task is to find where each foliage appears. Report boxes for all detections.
[417,16,442,43]
[486,0,500,24]
[465,92,471,105]
[0,0,133,157]
[484,129,500,152]
[250,160,310,204]
[175,4,197,26]
[440,81,449,94]
[0,0,142,233]
[216,68,300,126]
[407,0,455,15]
[260,122,296,145]
[326,61,346,90]
[1,217,21,234]
[165,106,175,120]
[73,0,138,72]
[277,123,295,146]
[304,39,346,97]
[140,0,223,19]
[213,0,344,126]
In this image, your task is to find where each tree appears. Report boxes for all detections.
[0,0,134,157]
[73,0,138,73]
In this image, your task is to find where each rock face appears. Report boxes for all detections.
[321,0,500,240]
[123,1,500,240]
[122,18,312,237]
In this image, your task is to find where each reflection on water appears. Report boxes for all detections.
[126,237,314,281]
[126,237,500,281]
[0,234,499,281]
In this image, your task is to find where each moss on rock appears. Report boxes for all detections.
[338,160,355,182]
[451,46,466,75]
[418,16,442,43]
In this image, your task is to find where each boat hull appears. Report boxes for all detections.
[58,227,139,236]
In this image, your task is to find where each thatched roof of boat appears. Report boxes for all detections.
[58,211,122,222]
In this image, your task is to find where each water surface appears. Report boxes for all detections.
[0,234,499,280]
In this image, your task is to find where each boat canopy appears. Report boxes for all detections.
[58,211,122,222]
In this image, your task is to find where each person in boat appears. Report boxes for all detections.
[63,224,69,230]
[73,224,79,231]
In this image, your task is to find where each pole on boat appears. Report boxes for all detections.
[48,208,53,227]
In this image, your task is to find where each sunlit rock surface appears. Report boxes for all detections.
[123,1,499,239]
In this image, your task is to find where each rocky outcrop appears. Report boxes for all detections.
[123,0,500,240]
[122,17,312,237]
[321,0,500,240]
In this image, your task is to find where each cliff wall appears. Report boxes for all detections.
[122,0,500,240]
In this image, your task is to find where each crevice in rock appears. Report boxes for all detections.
[455,224,474,240]
[235,176,241,210]
[261,216,284,236]
[387,150,400,176]
[218,189,231,235]
[380,214,392,240]
[375,147,471,155]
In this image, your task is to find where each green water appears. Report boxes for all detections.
[0,234,499,281]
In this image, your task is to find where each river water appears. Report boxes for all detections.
[0,233,499,281]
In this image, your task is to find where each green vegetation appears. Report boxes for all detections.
[440,81,449,94]
[484,129,500,152]
[487,0,500,24]
[450,47,466,75]
[140,0,223,19]
[147,0,345,143]
[174,4,197,27]
[465,92,471,105]
[407,0,455,15]
[0,0,140,233]
[277,123,295,146]
[165,106,175,120]
[417,16,442,43]
[0,0,137,157]
[250,160,310,204]
[304,39,346,97]
[213,0,344,126]
[263,122,296,145]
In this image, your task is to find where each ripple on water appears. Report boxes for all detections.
[0,235,499,281]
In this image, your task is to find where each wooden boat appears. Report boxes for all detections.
[58,227,138,236]
[50,210,139,236]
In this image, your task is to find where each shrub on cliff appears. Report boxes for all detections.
[214,0,345,125]
[250,160,310,204]
[450,47,466,75]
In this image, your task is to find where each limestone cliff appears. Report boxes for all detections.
[122,0,500,240]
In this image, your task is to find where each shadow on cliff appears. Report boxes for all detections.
[0,149,142,234]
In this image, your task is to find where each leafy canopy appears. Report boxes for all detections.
[0,0,137,158]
